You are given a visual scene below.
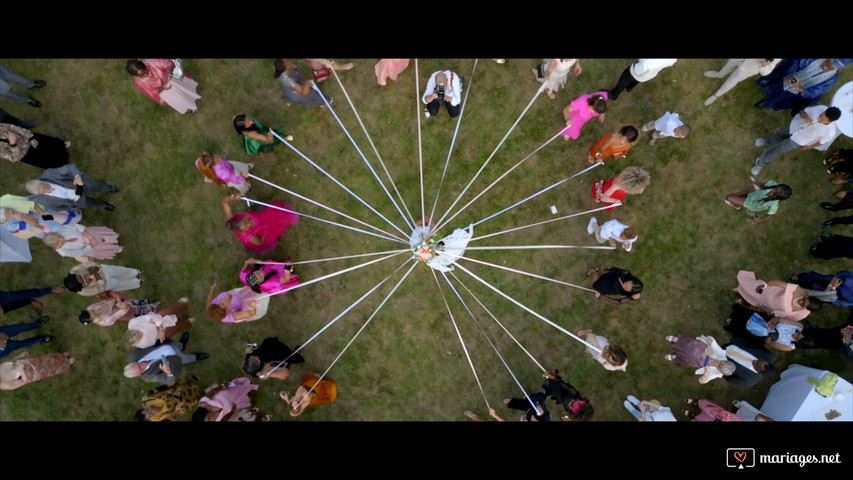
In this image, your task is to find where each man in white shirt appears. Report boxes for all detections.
[606,59,677,100]
[751,105,841,176]
[422,70,463,118]
[24,164,119,211]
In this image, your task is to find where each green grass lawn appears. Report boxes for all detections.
[1,58,851,422]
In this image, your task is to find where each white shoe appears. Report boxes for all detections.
[751,164,763,176]
[754,138,768,147]
[703,95,717,106]
[665,354,676,361]
[586,217,597,235]
[64,141,72,148]
[178,297,189,303]
[665,335,678,342]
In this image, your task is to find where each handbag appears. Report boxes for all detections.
[745,313,769,337]
[170,59,184,80]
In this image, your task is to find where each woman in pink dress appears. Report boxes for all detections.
[221,194,298,255]
[375,59,410,86]
[205,282,269,323]
[736,270,811,321]
[561,91,608,140]
[195,151,253,195]
[685,398,743,421]
[126,59,201,114]
[41,224,121,261]
[194,376,261,421]
[239,258,299,295]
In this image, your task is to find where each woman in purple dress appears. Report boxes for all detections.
[195,150,252,195]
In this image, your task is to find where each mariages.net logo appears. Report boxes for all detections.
[727,448,843,468]
[727,448,756,469]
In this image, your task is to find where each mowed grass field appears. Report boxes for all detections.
[1,58,851,422]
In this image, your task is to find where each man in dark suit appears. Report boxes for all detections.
[123,333,208,386]
[24,164,119,211]
[722,336,776,388]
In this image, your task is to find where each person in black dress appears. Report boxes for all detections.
[241,337,304,381]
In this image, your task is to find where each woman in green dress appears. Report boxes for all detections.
[232,114,293,157]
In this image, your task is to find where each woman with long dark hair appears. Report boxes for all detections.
[232,114,292,157]
[725,179,792,224]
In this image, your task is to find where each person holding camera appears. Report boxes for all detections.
[422,70,463,118]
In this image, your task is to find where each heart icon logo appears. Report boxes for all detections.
[734,451,747,463]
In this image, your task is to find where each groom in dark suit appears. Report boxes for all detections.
[24,164,119,211]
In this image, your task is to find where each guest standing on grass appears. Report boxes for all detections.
[542,369,594,421]
[736,270,811,321]
[750,105,840,176]
[755,58,852,115]
[279,372,337,417]
[533,58,582,100]
[591,166,650,211]
[623,395,677,421]
[239,258,299,295]
[78,291,136,326]
[561,91,607,141]
[206,282,269,324]
[64,262,143,296]
[0,316,55,359]
[25,164,120,211]
[375,59,409,86]
[233,114,293,157]
[605,59,677,100]
[703,59,781,106]
[195,150,253,195]
[0,351,75,390]
[789,270,853,308]
[587,125,638,164]
[42,224,122,261]
[640,112,691,146]
[123,334,208,386]
[126,59,201,114]
[664,334,736,384]
[587,266,643,304]
[724,179,792,224]
[585,217,638,252]
[0,286,66,316]
[241,336,304,381]
[576,329,628,371]
[275,59,330,107]
[305,59,354,83]
[221,194,298,255]
[0,63,46,107]
[1,123,70,169]
[125,297,194,349]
